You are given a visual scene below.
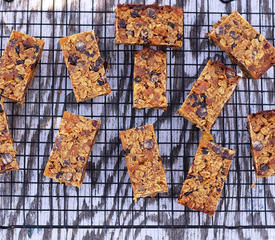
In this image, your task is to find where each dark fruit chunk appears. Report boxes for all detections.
[224,24,231,30]
[197,175,203,181]
[132,156,136,162]
[97,79,105,86]
[196,107,207,118]
[76,156,85,162]
[92,120,98,127]
[140,29,148,39]
[177,33,183,40]
[233,20,239,26]
[264,43,270,49]
[231,43,237,49]
[186,174,195,179]
[85,51,95,58]
[259,163,269,172]
[118,19,126,28]
[16,60,24,65]
[89,65,99,72]
[216,26,224,35]
[15,45,20,54]
[131,11,139,18]
[229,31,240,40]
[147,8,156,18]
[75,41,86,52]
[168,22,175,29]
[134,76,142,82]
[252,140,263,151]
[144,139,154,150]
[68,55,79,65]
[0,105,3,113]
[56,172,64,179]
[221,150,230,159]
[34,45,40,53]
[201,147,208,154]
[96,57,103,67]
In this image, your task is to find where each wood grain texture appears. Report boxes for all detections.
[0,0,274,239]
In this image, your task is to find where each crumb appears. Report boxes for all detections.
[251,183,256,189]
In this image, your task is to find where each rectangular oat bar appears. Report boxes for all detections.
[120,124,168,201]
[133,48,167,110]
[178,59,241,132]
[0,101,18,174]
[0,30,44,105]
[60,30,111,102]
[207,11,275,80]
[115,4,183,48]
[44,111,101,188]
[247,110,275,178]
[177,138,235,216]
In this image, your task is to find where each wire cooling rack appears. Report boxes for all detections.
[0,0,274,230]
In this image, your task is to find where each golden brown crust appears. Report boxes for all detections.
[115,4,183,48]
[0,30,44,105]
[120,124,168,201]
[44,111,101,188]
[177,139,235,216]
[178,59,241,132]
[133,48,167,110]
[247,109,275,178]
[60,30,111,102]
[208,11,275,80]
[0,100,18,174]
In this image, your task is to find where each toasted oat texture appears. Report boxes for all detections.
[207,11,275,80]
[44,111,101,188]
[0,101,18,174]
[177,139,235,216]
[247,110,275,178]
[120,124,168,201]
[133,48,167,110]
[178,59,241,132]
[60,30,111,102]
[0,30,44,105]
[115,4,183,47]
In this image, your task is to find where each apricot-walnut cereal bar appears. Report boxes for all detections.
[120,124,168,201]
[178,138,235,216]
[247,110,275,178]
[44,111,101,188]
[133,48,167,110]
[0,101,18,174]
[178,59,241,132]
[60,30,111,102]
[0,30,44,105]
[208,11,275,80]
[115,4,183,48]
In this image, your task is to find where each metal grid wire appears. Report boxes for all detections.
[0,0,274,229]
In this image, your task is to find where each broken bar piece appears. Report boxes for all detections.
[178,59,241,132]
[0,30,44,105]
[115,4,183,48]
[44,111,101,188]
[247,110,275,178]
[177,138,235,216]
[60,30,111,102]
[133,48,167,110]
[120,124,168,201]
[0,101,18,174]
[207,11,275,80]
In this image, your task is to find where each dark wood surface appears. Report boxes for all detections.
[0,0,274,239]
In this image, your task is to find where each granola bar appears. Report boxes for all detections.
[177,138,235,216]
[178,59,241,132]
[0,30,44,105]
[115,4,183,48]
[247,110,275,178]
[60,30,111,102]
[0,101,18,174]
[133,48,167,110]
[120,124,168,201]
[44,111,101,188]
[207,11,275,80]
